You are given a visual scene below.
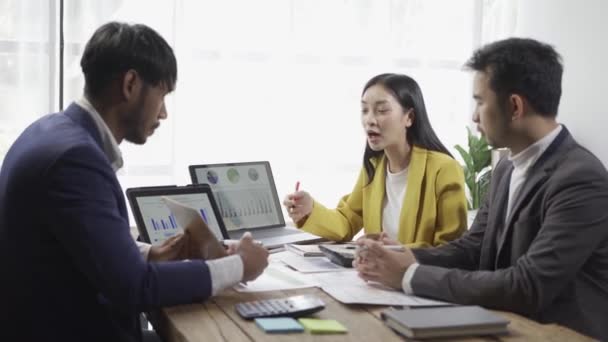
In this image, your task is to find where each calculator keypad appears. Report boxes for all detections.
[235,295,325,319]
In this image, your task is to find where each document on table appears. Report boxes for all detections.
[315,272,451,307]
[234,260,319,292]
[279,252,348,273]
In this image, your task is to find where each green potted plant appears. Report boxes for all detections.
[455,127,492,222]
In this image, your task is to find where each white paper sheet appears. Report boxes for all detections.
[279,253,348,273]
[234,261,319,292]
[315,272,450,307]
[161,196,200,227]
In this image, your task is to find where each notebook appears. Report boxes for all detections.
[381,306,510,339]
[188,161,321,248]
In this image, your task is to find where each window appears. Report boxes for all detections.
[2,0,515,215]
[0,0,55,161]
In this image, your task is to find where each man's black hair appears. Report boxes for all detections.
[80,22,177,97]
[466,37,563,117]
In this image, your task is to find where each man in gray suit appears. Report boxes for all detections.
[355,38,608,340]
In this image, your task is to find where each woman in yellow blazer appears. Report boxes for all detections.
[283,73,467,247]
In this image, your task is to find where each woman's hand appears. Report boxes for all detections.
[282,191,313,224]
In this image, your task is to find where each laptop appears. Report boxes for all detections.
[126,184,229,244]
[188,161,321,249]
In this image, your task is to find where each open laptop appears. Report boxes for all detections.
[126,184,229,244]
[189,161,321,249]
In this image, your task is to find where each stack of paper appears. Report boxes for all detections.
[255,318,304,333]
[298,318,348,334]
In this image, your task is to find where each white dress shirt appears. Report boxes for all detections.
[382,165,408,240]
[506,125,562,219]
[74,97,243,295]
[401,125,563,294]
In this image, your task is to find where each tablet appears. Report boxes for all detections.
[126,184,229,244]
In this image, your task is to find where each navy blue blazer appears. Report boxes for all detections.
[0,104,213,341]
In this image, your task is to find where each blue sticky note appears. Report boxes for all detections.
[255,317,304,333]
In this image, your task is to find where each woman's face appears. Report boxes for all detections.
[361,84,412,151]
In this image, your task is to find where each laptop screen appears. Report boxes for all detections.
[189,162,285,231]
[127,185,227,244]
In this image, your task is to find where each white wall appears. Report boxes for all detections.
[514,0,608,166]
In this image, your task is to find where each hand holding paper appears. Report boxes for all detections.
[148,233,187,261]
[162,196,227,260]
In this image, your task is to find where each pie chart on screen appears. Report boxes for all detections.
[227,168,240,183]
[206,170,219,184]
[248,168,259,181]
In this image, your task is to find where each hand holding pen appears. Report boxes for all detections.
[282,181,314,224]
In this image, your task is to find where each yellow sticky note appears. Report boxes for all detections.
[298,318,348,334]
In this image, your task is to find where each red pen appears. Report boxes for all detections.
[291,181,301,213]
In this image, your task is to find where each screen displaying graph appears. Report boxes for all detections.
[214,188,278,230]
[194,163,281,230]
[136,193,223,244]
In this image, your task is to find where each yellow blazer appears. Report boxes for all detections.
[299,146,467,248]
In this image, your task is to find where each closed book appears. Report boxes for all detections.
[381,306,509,339]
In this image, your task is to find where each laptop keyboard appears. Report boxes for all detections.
[251,228,302,239]
[230,227,302,239]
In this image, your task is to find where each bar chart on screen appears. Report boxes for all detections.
[215,188,279,230]
[136,194,221,243]
[150,215,178,231]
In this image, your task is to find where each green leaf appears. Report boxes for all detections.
[459,126,493,209]
[472,148,491,173]
[466,127,476,153]
[454,145,473,169]
[463,166,475,197]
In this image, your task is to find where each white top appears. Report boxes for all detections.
[75,97,123,171]
[382,164,409,240]
[506,125,562,219]
[402,124,563,295]
[74,98,243,295]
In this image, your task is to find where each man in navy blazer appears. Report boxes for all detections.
[0,22,268,341]
[355,38,608,340]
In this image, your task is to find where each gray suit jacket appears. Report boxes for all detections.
[411,127,608,340]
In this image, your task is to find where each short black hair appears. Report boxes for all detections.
[80,22,177,97]
[465,38,563,117]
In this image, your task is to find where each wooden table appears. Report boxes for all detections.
[157,287,593,342]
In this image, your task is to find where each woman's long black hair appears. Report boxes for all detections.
[362,73,452,184]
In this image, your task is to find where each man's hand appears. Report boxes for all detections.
[183,217,227,260]
[353,238,417,289]
[148,234,186,262]
[236,232,269,282]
